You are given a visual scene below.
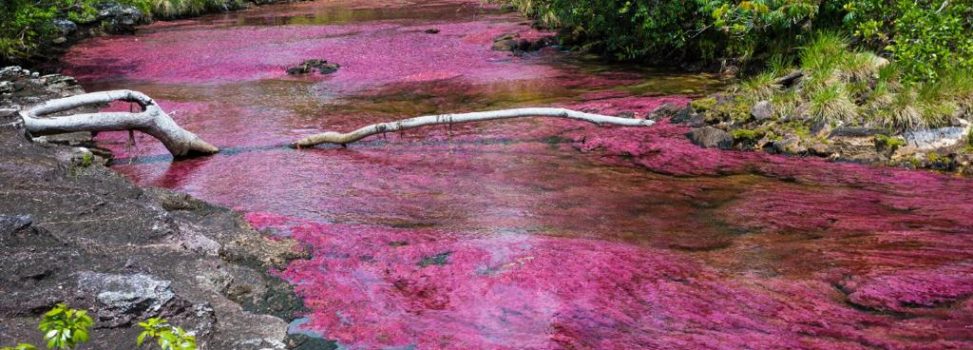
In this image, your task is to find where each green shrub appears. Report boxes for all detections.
[690,97,718,112]
[502,0,972,82]
[0,344,38,350]
[874,134,906,152]
[138,317,197,350]
[38,304,93,350]
[2,306,196,350]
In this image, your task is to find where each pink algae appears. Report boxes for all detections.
[249,211,973,349]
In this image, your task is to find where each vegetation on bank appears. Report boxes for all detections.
[500,0,972,81]
[0,0,249,62]
[701,33,973,132]
[1,304,196,350]
[502,0,973,150]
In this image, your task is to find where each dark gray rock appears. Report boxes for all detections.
[95,2,147,34]
[53,19,77,36]
[78,272,175,316]
[829,127,884,137]
[0,215,32,235]
[687,127,733,149]
[287,59,340,75]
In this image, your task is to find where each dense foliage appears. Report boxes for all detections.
[137,317,197,350]
[0,0,244,62]
[698,33,973,132]
[504,0,973,81]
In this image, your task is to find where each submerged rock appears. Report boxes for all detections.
[286,59,340,75]
[491,33,556,53]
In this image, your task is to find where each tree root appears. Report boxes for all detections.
[21,90,219,157]
[292,107,653,147]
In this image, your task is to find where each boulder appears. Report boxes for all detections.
[764,135,806,155]
[687,127,733,149]
[750,100,774,121]
[901,126,970,151]
[95,2,147,34]
[78,272,175,321]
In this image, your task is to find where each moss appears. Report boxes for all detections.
[730,128,765,144]
[874,134,906,152]
[705,97,751,123]
[690,97,717,112]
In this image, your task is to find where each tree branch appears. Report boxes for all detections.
[292,107,654,147]
[21,90,219,157]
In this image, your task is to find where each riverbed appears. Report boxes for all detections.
[63,0,973,348]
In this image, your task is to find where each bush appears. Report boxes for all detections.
[0,0,249,63]
[502,0,973,82]
[38,304,93,350]
[137,317,197,350]
[1,305,196,350]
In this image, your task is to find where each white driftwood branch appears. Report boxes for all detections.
[21,90,218,157]
[293,107,653,147]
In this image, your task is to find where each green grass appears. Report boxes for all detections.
[718,33,970,133]
[808,84,857,125]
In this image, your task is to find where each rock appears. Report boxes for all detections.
[764,135,806,155]
[286,59,340,75]
[53,19,77,36]
[810,121,833,138]
[0,215,32,235]
[807,141,834,157]
[775,70,804,87]
[829,127,884,137]
[650,103,687,119]
[77,272,175,318]
[687,127,733,149]
[491,33,555,52]
[52,37,68,44]
[492,39,519,52]
[901,126,970,151]
[96,2,147,34]
[424,28,440,34]
[750,100,774,121]
[0,66,24,80]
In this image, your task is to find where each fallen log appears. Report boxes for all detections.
[292,107,653,147]
[21,90,219,157]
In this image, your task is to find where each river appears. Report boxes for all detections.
[62,0,973,348]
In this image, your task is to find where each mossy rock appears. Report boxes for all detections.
[690,97,717,112]
[874,134,906,153]
[730,128,765,147]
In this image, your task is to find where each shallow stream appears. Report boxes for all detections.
[63,1,973,348]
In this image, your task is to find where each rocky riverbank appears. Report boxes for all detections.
[0,68,323,349]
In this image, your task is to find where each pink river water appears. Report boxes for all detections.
[61,0,973,349]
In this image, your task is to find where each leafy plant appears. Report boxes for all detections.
[38,304,93,350]
[137,318,197,350]
[0,344,39,350]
